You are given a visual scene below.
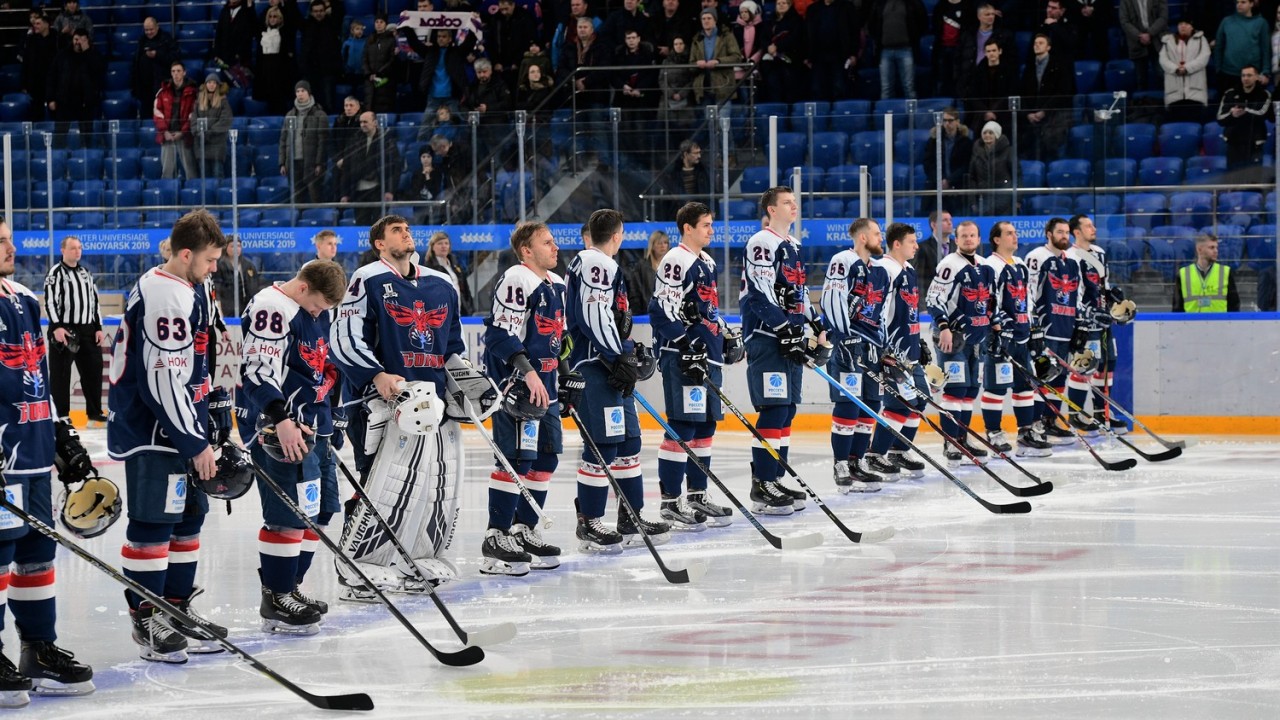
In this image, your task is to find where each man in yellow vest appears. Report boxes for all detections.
[1173,233,1240,312]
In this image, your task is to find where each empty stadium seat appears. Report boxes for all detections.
[811,132,848,169]
[1020,160,1045,188]
[1076,193,1122,215]
[893,129,930,164]
[1074,60,1101,93]
[850,131,885,166]
[1124,193,1168,230]
[1202,123,1226,156]
[773,132,806,170]
[830,100,872,134]
[788,101,830,132]
[299,208,339,226]
[1207,225,1246,263]
[1096,158,1136,186]
[1115,123,1156,161]
[1139,157,1183,185]
[1244,232,1276,270]
[726,200,755,220]
[809,199,844,218]
[739,166,773,193]
[1158,122,1202,159]
[1026,194,1075,215]
[1186,155,1227,183]
[1047,159,1091,188]
[1169,191,1214,228]
[1104,59,1135,91]
[825,165,862,195]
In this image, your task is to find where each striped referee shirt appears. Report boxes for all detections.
[44,261,101,330]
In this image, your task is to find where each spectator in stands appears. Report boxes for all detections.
[661,139,710,212]
[917,210,953,298]
[601,0,651,52]
[563,16,613,103]
[1036,0,1080,61]
[963,38,1016,137]
[263,0,304,44]
[342,19,368,90]
[550,0,601,75]
[331,96,363,199]
[1257,262,1277,311]
[46,28,102,146]
[650,0,693,59]
[968,120,1013,215]
[401,27,470,117]
[626,230,668,314]
[1066,0,1114,61]
[341,110,402,226]
[1173,233,1241,312]
[759,0,806,103]
[1160,16,1212,124]
[214,237,263,317]
[959,3,1014,83]
[154,61,198,180]
[1217,64,1273,172]
[691,8,743,105]
[130,17,179,120]
[214,0,259,72]
[255,6,298,116]
[51,0,90,46]
[362,14,399,113]
[465,57,512,147]
[425,231,475,315]
[1120,0,1168,91]
[280,81,328,206]
[428,133,465,195]
[932,0,975,98]
[924,108,972,208]
[731,1,768,99]
[1016,32,1075,163]
[614,29,659,107]
[406,147,447,223]
[808,0,860,101]
[300,0,343,113]
[870,0,928,100]
[659,35,695,125]
[192,74,232,178]
[419,103,464,143]
[1215,0,1272,92]
[517,62,556,112]
[20,12,57,120]
[488,0,539,90]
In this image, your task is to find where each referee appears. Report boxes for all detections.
[45,236,105,425]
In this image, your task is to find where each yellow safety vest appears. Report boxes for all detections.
[1179,263,1230,312]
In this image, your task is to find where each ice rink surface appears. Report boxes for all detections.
[13,428,1280,719]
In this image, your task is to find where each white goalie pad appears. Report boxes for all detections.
[338,419,464,582]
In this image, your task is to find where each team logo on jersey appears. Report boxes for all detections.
[1048,273,1080,305]
[0,332,47,398]
[194,329,209,357]
[1006,280,1028,314]
[190,377,211,404]
[533,310,564,351]
[385,300,450,351]
[299,338,330,380]
[780,264,806,288]
[960,283,991,306]
[696,283,720,309]
[898,288,919,309]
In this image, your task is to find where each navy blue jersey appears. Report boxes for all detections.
[1068,244,1108,328]
[108,267,213,460]
[1025,246,1082,342]
[874,256,922,362]
[0,279,54,475]
[650,243,725,364]
[330,259,465,400]
[740,227,807,339]
[566,247,632,369]
[926,252,994,345]
[236,285,338,444]
[483,263,566,395]
[982,254,1032,342]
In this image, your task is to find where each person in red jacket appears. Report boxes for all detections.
[154,60,198,180]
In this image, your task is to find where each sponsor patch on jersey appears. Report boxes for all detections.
[840,372,862,396]
[519,419,539,452]
[1086,339,1102,358]
[0,485,23,531]
[763,372,787,399]
[944,360,967,385]
[300,479,321,518]
[604,406,625,437]
[994,362,1014,385]
[682,386,707,415]
[165,474,187,515]
[897,381,917,401]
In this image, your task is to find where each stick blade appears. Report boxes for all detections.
[464,622,518,648]
[987,500,1033,514]
[855,526,895,544]
[1105,458,1139,472]
[433,644,486,667]
[1142,446,1182,462]
[309,692,375,712]
[1010,481,1054,497]
[665,560,708,584]
[779,531,826,550]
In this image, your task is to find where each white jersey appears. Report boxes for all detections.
[566,247,629,367]
[819,248,861,337]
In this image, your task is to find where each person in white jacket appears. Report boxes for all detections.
[1159,17,1212,123]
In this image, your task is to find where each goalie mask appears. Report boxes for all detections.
[58,476,122,539]
[256,415,316,465]
[501,374,548,422]
[395,381,446,434]
[193,443,255,500]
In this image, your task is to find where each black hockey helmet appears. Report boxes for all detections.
[722,327,745,365]
[192,443,254,500]
[501,373,549,422]
[1033,353,1063,384]
[256,415,316,464]
[633,342,657,381]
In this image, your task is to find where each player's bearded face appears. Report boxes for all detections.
[0,225,13,278]
[188,246,223,284]
[381,224,415,261]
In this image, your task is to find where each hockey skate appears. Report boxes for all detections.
[19,642,93,696]
[260,585,322,636]
[943,445,965,469]
[574,499,623,554]
[751,462,805,509]
[961,439,988,459]
[166,587,227,654]
[836,460,880,493]
[1039,418,1076,445]
[659,495,707,532]
[1107,416,1129,435]
[687,491,733,527]
[479,529,531,577]
[510,523,561,569]
[1069,413,1101,436]
[0,651,31,709]
[888,450,925,478]
[863,454,901,481]
[749,477,795,516]
[1015,427,1053,457]
[290,586,329,617]
[393,557,460,591]
[129,602,188,664]
[987,430,1013,454]
[617,509,671,548]
[833,460,853,489]
[337,561,401,604]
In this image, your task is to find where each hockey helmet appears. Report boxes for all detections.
[923,364,949,395]
[256,415,317,464]
[932,324,965,356]
[633,342,657,381]
[193,443,255,500]
[1068,348,1100,375]
[1109,299,1137,324]
[722,327,745,365]
[501,374,549,422]
[1033,353,1063,384]
[58,476,122,539]
[395,381,445,435]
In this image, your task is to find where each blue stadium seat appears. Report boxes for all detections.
[66,212,105,230]
[786,166,823,191]
[893,129,930,164]
[1207,225,1246,263]
[1244,231,1276,270]
[913,98,953,127]
[1158,122,1202,159]
[830,100,872,134]
[1074,60,1102,93]
[1025,194,1074,215]
[1139,157,1183,185]
[726,200,755,220]
[299,208,339,226]
[1099,238,1135,282]
[1186,155,1226,183]
[1047,159,1091,188]
[144,211,182,228]
[774,132,805,170]
[850,131,885,166]
[112,211,144,228]
[1124,193,1168,230]
[811,132,848,169]
[810,199,844,218]
[107,189,141,209]
[248,124,279,148]
[825,165,862,195]
[1115,123,1156,161]
[740,166,772,193]
[68,186,104,207]
[873,99,909,118]
[177,1,212,22]
[260,209,295,226]
[1169,191,1214,228]
[1095,158,1136,186]
[1218,191,1264,216]
[1202,123,1226,156]
[31,181,69,208]
[29,156,68,181]
[139,156,163,180]
[0,97,29,122]
[788,101,831,132]
[1076,193,1123,215]
[1104,59,1135,92]
[869,163,912,192]
[1020,160,1045,188]
[242,97,270,117]
[257,185,289,204]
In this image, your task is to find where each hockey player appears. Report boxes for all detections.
[236,260,347,634]
[1025,217,1082,444]
[0,219,95,702]
[926,219,994,466]
[311,229,346,527]
[740,187,818,514]
[819,218,889,492]
[565,209,671,551]
[979,222,1053,457]
[863,222,931,479]
[650,202,737,529]
[108,209,230,663]
[1067,214,1128,433]
[330,215,496,599]
[479,222,566,575]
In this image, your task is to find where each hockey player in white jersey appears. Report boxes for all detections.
[330,215,497,600]
[1067,214,1132,433]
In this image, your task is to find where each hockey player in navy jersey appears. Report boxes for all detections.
[237,260,347,634]
[480,222,566,575]
[331,215,497,599]
[566,209,671,552]
[1067,214,1130,434]
[863,222,931,479]
[980,222,1054,457]
[926,219,995,466]
[740,187,820,514]
[650,202,737,529]
[0,219,96,702]
[108,209,230,664]
[820,218,890,491]
[1025,217,1082,444]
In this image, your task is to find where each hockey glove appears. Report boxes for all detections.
[919,339,934,367]
[1109,298,1137,324]
[805,335,833,366]
[773,321,809,366]
[444,355,501,423]
[615,305,633,340]
[207,387,233,446]
[721,327,745,365]
[331,409,348,451]
[879,353,909,384]
[606,351,642,396]
[847,293,866,319]
[1069,323,1089,354]
[675,336,708,384]
[54,420,95,486]
[774,280,803,313]
[557,370,586,410]
[989,326,1015,358]
[1029,325,1046,356]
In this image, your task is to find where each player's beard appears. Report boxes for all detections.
[387,246,414,262]
[867,242,883,258]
